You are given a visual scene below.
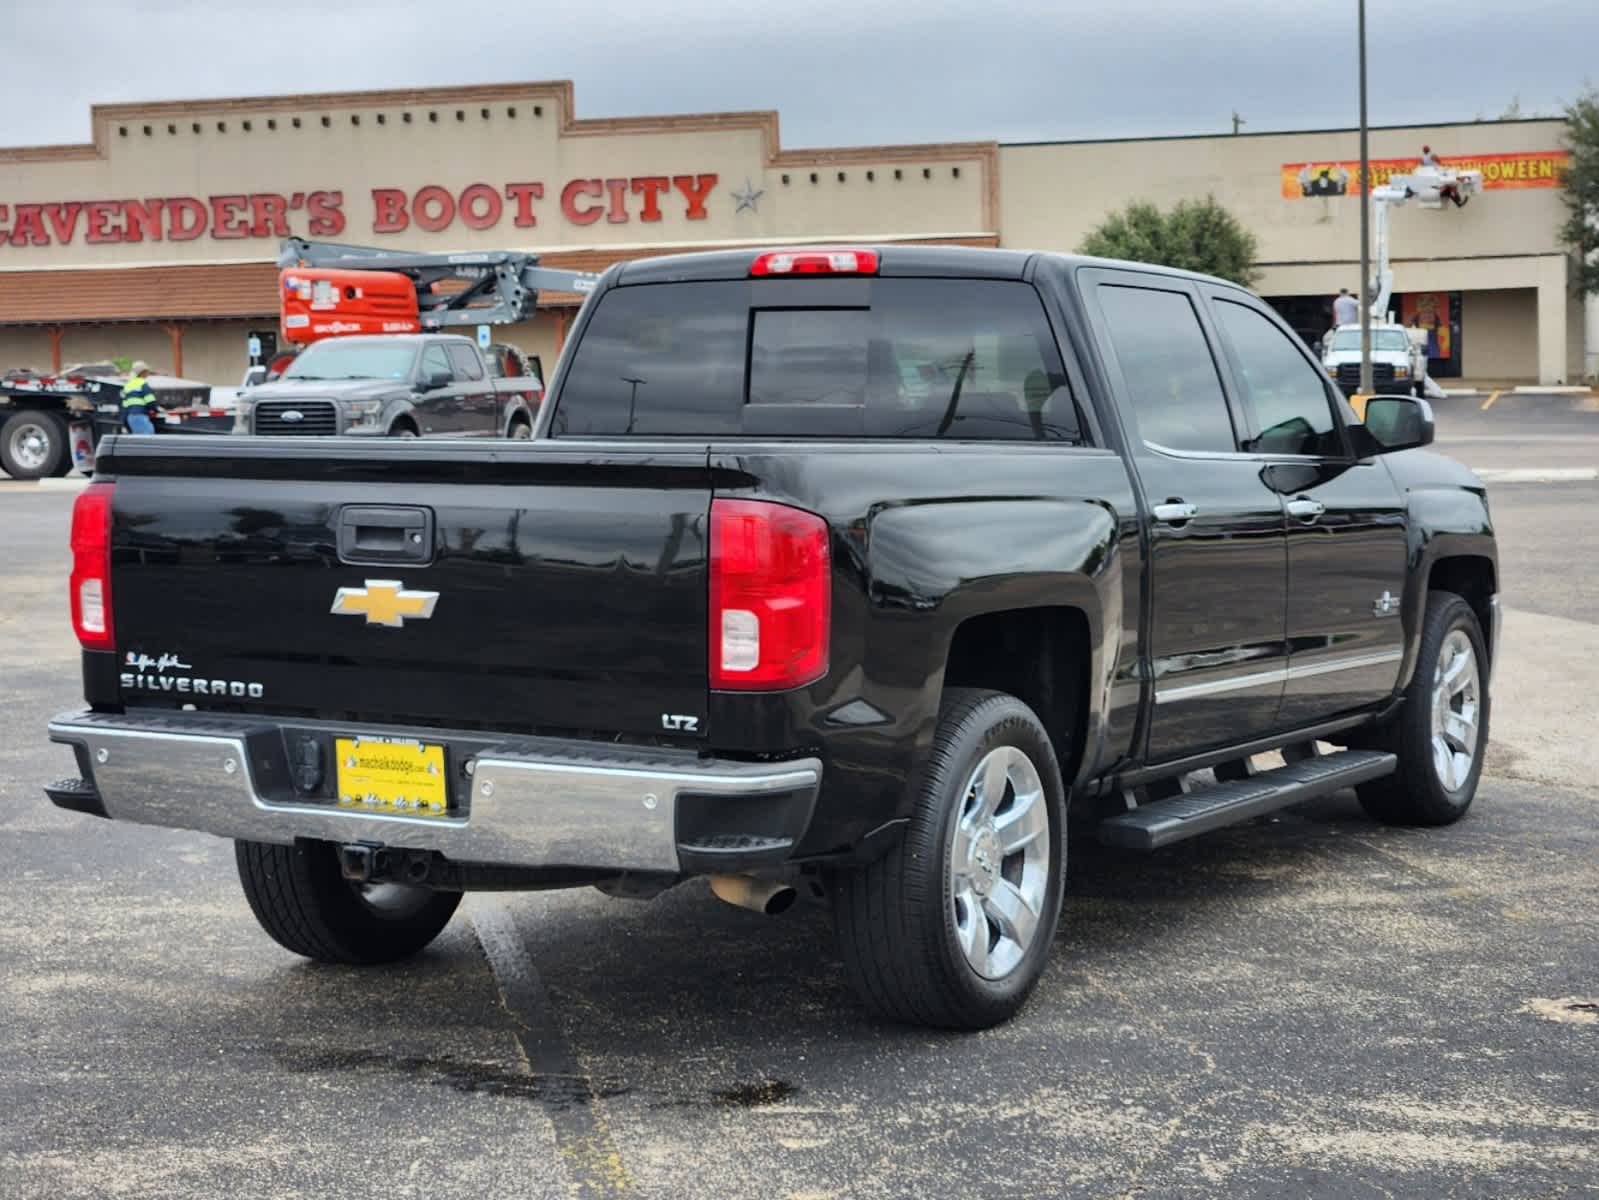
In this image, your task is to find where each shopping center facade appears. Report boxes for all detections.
[0,80,1587,385]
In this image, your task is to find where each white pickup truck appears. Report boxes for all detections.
[1322,323,1427,397]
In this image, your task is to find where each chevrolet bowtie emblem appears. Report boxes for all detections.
[331,580,439,628]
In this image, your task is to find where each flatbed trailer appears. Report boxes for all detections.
[0,371,212,479]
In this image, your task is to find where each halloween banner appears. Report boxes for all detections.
[1281,150,1569,199]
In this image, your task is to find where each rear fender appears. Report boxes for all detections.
[866,496,1120,788]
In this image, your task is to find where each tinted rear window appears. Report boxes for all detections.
[550,279,1078,441]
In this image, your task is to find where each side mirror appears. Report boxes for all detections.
[420,367,452,391]
[1356,394,1434,454]
[242,366,267,389]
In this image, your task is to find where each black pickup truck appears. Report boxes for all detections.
[47,246,1497,1030]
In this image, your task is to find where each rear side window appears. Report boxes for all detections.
[551,279,1078,441]
[444,343,484,381]
[1096,284,1236,454]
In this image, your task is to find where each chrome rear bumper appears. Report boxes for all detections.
[47,710,820,875]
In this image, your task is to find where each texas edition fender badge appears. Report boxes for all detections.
[120,651,265,699]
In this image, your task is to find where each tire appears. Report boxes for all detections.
[833,688,1067,1030]
[0,409,67,480]
[1357,590,1489,826]
[388,421,419,439]
[507,417,532,440]
[234,838,461,965]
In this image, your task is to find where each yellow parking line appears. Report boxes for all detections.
[1481,390,1501,410]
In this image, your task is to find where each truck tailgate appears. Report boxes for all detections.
[100,439,710,739]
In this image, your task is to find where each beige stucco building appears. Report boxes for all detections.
[0,81,1586,385]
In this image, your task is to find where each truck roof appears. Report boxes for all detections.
[615,244,1249,293]
[294,332,476,350]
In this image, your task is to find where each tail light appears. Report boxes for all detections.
[750,248,879,277]
[70,481,115,650]
[709,499,830,691]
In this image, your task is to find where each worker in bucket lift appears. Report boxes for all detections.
[121,361,158,434]
[1420,144,1441,167]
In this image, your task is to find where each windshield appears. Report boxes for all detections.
[1330,329,1410,353]
[281,342,416,381]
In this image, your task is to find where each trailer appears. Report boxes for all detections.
[0,370,211,479]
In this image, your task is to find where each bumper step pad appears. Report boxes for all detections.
[1098,749,1397,851]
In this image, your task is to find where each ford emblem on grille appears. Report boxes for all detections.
[281,410,304,422]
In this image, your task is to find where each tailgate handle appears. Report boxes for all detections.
[337,505,434,565]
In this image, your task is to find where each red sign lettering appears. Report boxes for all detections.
[0,173,721,248]
[561,179,605,226]
[505,182,543,228]
[167,197,207,241]
[673,174,717,221]
[458,183,503,231]
[307,190,346,237]
[412,185,455,233]
[631,176,670,222]
[371,188,409,234]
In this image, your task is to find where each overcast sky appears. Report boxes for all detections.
[2,0,1595,149]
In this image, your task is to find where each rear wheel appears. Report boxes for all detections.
[234,839,460,964]
[0,410,67,480]
[1357,590,1489,825]
[833,688,1066,1029]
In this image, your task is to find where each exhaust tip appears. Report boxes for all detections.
[710,873,797,916]
[762,885,797,916]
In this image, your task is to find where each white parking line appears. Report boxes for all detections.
[1475,468,1598,483]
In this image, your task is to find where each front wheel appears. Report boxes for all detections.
[235,839,461,964]
[833,689,1066,1029]
[1357,591,1489,825]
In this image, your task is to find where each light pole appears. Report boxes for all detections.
[1358,0,1373,394]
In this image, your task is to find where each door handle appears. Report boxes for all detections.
[1151,501,1199,524]
[1286,497,1326,521]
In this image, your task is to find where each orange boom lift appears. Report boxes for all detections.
[275,238,601,346]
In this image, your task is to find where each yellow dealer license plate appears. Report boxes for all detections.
[335,736,448,817]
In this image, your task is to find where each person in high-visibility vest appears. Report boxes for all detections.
[121,361,157,434]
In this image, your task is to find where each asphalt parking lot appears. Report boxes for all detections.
[1,394,1596,1199]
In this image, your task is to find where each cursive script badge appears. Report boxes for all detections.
[124,652,193,674]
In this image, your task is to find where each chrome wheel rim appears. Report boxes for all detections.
[1431,630,1481,792]
[8,420,51,472]
[509,422,532,440]
[948,745,1051,981]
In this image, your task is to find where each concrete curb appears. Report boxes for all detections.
[34,475,91,491]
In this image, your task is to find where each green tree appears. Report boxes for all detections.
[1560,87,1599,298]
[1078,196,1260,287]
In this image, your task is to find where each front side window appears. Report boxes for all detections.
[1214,300,1342,456]
[1095,284,1236,454]
[550,279,1078,441]
[421,345,451,380]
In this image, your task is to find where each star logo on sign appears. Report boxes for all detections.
[731,178,765,214]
